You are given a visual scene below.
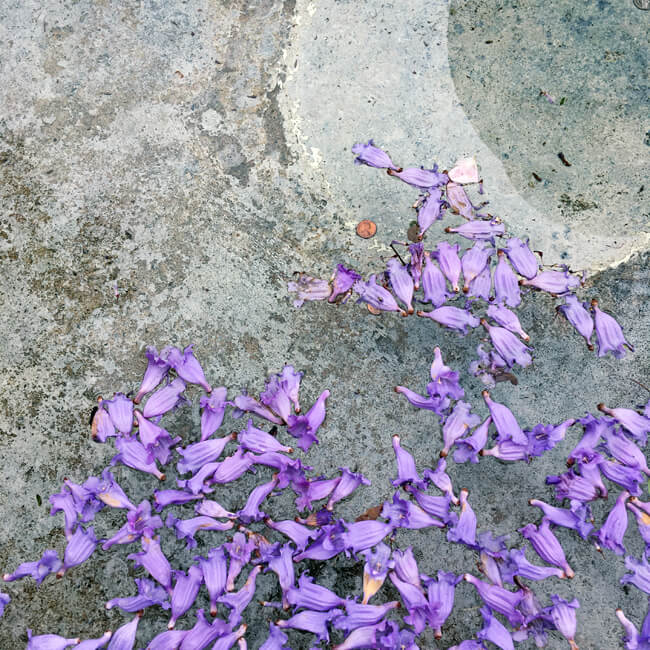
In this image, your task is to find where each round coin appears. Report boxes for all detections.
[356,219,377,239]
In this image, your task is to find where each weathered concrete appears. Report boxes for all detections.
[0,0,647,647]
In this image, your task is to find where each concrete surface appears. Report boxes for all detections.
[0,0,647,647]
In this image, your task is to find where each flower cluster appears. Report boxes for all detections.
[2,345,603,649]
[289,141,632,385]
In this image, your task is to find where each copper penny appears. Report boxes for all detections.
[356,219,377,239]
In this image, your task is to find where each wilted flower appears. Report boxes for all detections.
[596,491,630,556]
[557,295,594,350]
[461,242,493,293]
[486,304,529,341]
[287,273,331,308]
[503,237,538,279]
[448,158,480,184]
[463,574,524,626]
[142,377,188,419]
[3,549,62,585]
[446,182,476,220]
[194,547,228,616]
[433,242,462,293]
[134,346,170,404]
[520,270,580,295]
[445,219,505,241]
[477,606,515,650]
[598,404,650,446]
[26,630,81,649]
[105,577,169,613]
[329,264,362,303]
[58,526,99,577]
[351,140,400,170]
[441,401,481,457]
[353,275,403,314]
[493,250,521,307]
[447,489,477,547]
[481,319,533,367]
[361,543,393,604]
[199,388,229,441]
[519,519,574,578]
[482,391,527,446]
[128,535,173,593]
[424,571,463,638]
[386,257,415,314]
[528,499,593,540]
[421,252,449,307]
[546,594,580,649]
[103,393,134,436]
[275,608,343,642]
[388,166,447,189]
[591,299,633,359]
[287,573,345,611]
[418,306,480,335]
[416,189,445,237]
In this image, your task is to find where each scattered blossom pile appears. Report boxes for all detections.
[1,142,647,649]
[288,140,632,387]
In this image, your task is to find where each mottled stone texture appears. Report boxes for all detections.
[0,0,647,647]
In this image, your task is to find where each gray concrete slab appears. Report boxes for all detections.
[0,0,647,647]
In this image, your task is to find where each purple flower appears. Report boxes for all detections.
[26,630,80,649]
[599,460,644,495]
[354,275,403,314]
[591,299,634,358]
[76,632,112,650]
[454,417,491,464]
[91,404,116,442]
[104,393,134,436]
[294,477,340,512]
[134,411,180,465]
[194,547,227,617]
[111,436,165,480]
[469,264,492,301]
[105,577,169,613]
[616,606,650,650]
[288,273,331,308]
[382,492,444,530]
[287,573,345,611]
[153,490,202,512]
[546,595,580,649]
[388,572,427,633]
[237,478,278,523]
[260,365,303,422]
[503,237,538,279]
[106,613,141,649]
[342,520,394,554]
[329,265,362,304]
[388,437,431,493]
[480,440,529,462]
[445,219,505,241]
[163,344,212,393]
[463,574,524,626]
[3,549,61,585]
[424,571,462,638]
[408,243,425,289]
[176,434,237,475]
[59,526,99,577]
[528,499,593,540]
[325,467,370,510]
[142,377,187,419]
[546,468,602,502]
[286,389,329,452]
[232,393,283,425]
[259,623,289,650]
[103,500,163,550]
[167,515,234,549]
[134,346,170,404]
[386,258,415,314]
[264,518,319,551]
[265,543,295,609]
[224,532,256,590]
[520,270,580,295]
[602,426,650,473]
[477,606,514,650]
[416,189,445,237]
[599,404,650,446]
[423,458,459,504]
[0,591,9,618]
[392,547,422,588]
[447,489,477,547]
[293,520,347,562]
[493,250,521,307]
[351,140,399,170]
[387,166,447,189]
[628,500,650,549]
[128,535,172,593]
[421,252,449,307]
[218,565,261,624]
[622,554,650,594]
[482,391,527,446]
[275,609,343,642]
[361,543,393,604]
[557,295,594,350]
[209,447,254,485]
[462,242,493,293]
[178,609,230,649]
[199,388,229,441]
[501,547,564,582]
[442,401,481,457]
[481,319,533,367]
[433,242,462,293]
[596,490,630,555]
[335,601,399,634]
[486,304,529,341]
[519,519,574,578]
[418,306,480,335]
[405,486,453,523]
